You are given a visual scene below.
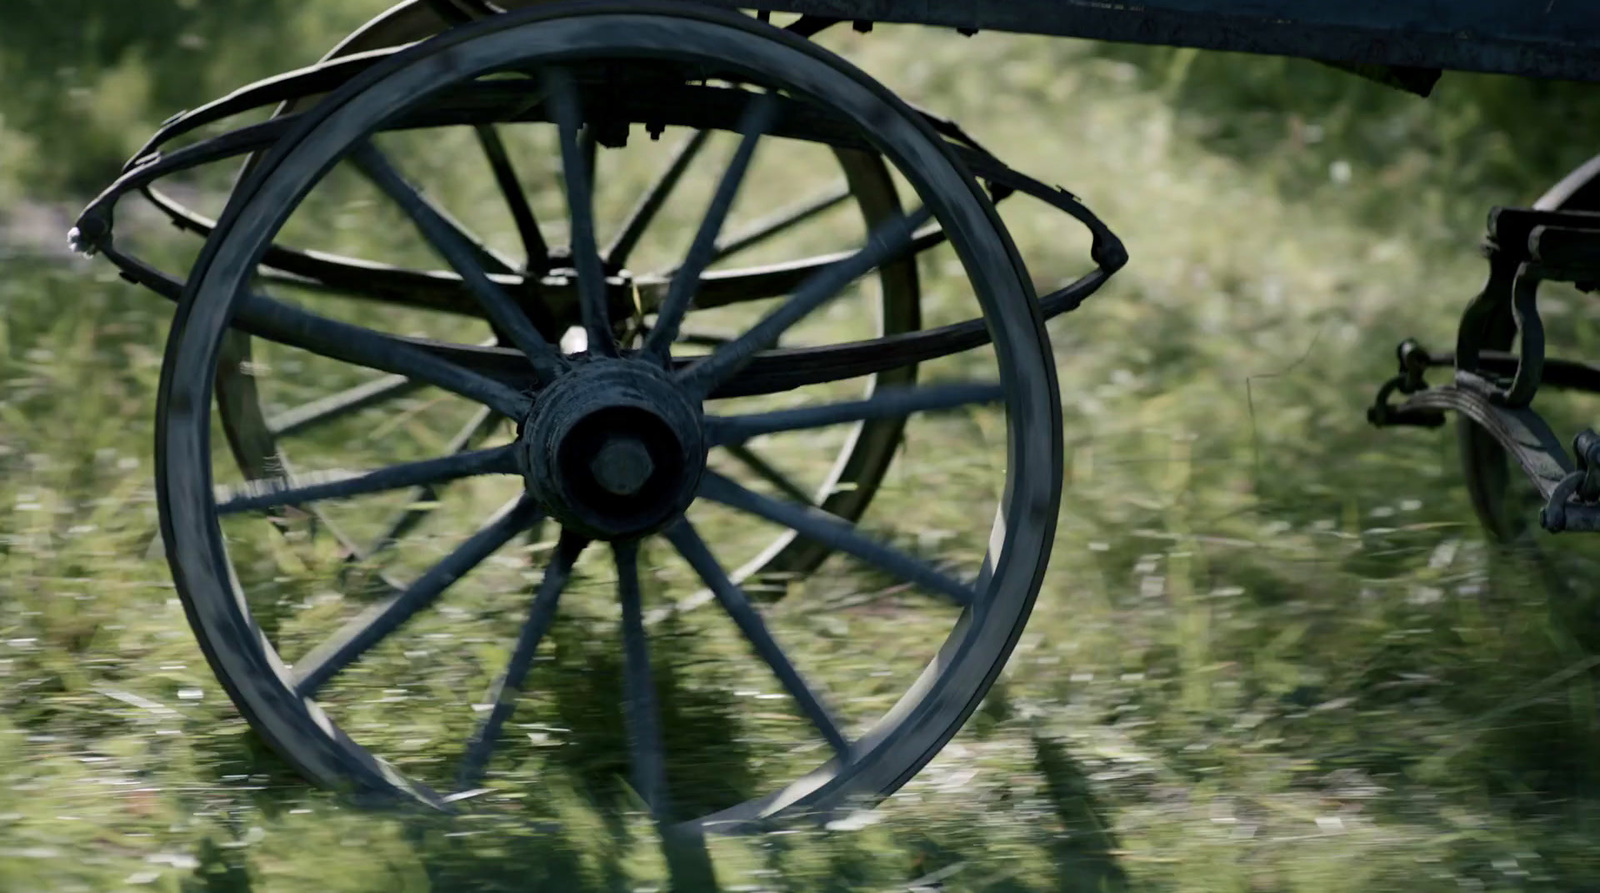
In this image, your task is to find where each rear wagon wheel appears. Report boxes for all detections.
[157,3,1063,831]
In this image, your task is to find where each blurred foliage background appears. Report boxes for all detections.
[4,2,1600,891]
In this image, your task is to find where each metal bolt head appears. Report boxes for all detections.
[67,226,96,257]
[590,436,654,496]
[1575,429,1600,470]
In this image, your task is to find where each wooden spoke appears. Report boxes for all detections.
[697,471,975,608]
[290,497,543,697]
[349,139,519,276]
[216,445,519,515]
[363,406,503,561]
[644,93,782,360]
[670,180,851,272]
[616,539,670,817]
[666,520,852,760]
[352,140,565,382]
[545,67,617,358]
[456,531,586,791]
[677,208,934,396]
[638,226,944,314]
[267,374,425,439]
[720,442,814,506]
[706,382,1004,445]
[605,130,711,269]
[474,124,551,272]
[237,289,533,420]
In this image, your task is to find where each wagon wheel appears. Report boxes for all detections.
[213,0,919,596]
[158,5,1063,829]
[1459,154,1600,547]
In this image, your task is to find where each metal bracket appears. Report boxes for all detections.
[1453,257,1545,407]
[1381,342,1600,396]
[1367,370,1600,535]
[1371,211,1600,536]
[1451,207,1600,408]
[1542,430,1600,533]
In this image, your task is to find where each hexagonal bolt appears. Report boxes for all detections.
[590,436,654,497]
[1575,429,1600,470]
[1573,428,1600,504]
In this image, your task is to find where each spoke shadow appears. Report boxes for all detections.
[184,602,749,892]
[541,608,759,824]
[1457,546,1600,802]
[186,711,730,893]
[743,732,1131,893]
[1032,734,1129,893]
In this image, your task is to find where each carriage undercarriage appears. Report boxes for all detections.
[1367,162,1600,543]
[63,0,1600,833]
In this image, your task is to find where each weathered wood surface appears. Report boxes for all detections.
[708,0,1600,83]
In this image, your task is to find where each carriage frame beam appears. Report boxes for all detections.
[697,0,1600,84]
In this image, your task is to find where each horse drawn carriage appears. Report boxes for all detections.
[65,0,1600,832]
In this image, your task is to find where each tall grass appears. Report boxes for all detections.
[3,7,1600,891]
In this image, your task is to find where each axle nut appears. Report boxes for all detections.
[590,436,655,496]
[518,359,704,539]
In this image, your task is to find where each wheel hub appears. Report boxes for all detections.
[518,359,705,540]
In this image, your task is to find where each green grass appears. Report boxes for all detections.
[6,6,1600,892]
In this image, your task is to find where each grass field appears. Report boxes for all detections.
[5,5,1600,891]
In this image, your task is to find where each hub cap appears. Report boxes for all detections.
[518,359,705,540]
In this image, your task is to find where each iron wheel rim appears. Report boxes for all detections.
[156,1,1063,831]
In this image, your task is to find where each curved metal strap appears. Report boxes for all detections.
[72,21,1126,400]
[1388,385,1571,501]
[90,51,1125,277]
[98,224,1111,402]
[1380,382,1600,534]
[128,50,400,170]
[1453,255,1547,409]
[1500,262,1547,407]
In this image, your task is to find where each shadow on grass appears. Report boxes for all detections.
[181,608,741,892]
[1034,735,1128,893]
[183,712,726,893]
[176,659,1142,892]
